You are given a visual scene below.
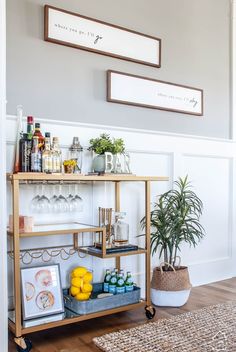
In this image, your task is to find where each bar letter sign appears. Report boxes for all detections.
[44,5,161,67]
[107,71,203,116]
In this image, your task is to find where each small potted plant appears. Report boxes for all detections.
[88,133,125,173]
[63,159,77,174]
[141,176,205,307]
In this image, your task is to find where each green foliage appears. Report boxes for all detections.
[88,133,125,155]
[141,176,205,270]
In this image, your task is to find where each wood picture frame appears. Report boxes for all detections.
[107,70,203,116]
[44,5,161,68]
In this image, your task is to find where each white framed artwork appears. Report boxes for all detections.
[21,264,64,320]
[44,5,161,67]
[107,70,203,116]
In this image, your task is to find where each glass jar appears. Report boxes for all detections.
[112,212,129,246]
[69,137,83,173]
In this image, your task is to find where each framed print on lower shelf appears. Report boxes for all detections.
[107,70,203,116]
[21,264,64,320]
[44,5,161,67]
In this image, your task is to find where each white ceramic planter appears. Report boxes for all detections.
[151,288,191,307]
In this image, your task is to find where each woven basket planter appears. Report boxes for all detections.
[151,265,192,307]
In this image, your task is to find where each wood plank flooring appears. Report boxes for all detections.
[8,278,236,352]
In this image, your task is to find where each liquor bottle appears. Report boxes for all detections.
[42,133,53,173]
[19,133,31,172]
[52,137,62,173]
[125,271,134,292]
[103,269,111,293]
[114,268,118,278]
[31,136,42,172]
[108,271,117,294]
[27,116,34,140]
[116,273,125,294]
[33,123,44,150]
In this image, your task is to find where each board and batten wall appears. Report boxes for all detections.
[6,115,236,293]
[6,0,231,138]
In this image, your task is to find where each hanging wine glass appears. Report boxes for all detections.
[54,182,69,213]
[30,185,41,213]
[37,183,50,213]
[74,184,83,212]
[50,184,58,205]
[67,184,76,212]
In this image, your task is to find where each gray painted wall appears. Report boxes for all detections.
[6,0,230,138]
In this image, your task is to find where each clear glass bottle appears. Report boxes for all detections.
[112,212,129,247]
[42,133,52,173]
[52,137,62,173]
[69,137,83,173]
[31,136,42,172]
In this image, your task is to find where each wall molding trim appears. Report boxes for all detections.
[6,114,235,145]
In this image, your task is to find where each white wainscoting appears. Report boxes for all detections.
[6,115,236,298]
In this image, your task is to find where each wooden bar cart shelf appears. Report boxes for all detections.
[7,172,168,352]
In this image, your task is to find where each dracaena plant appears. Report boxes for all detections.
[141,176,205,271]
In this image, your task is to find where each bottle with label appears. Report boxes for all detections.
[33,123,44,150]
[52,137,62,173]
[19,133,31,172]
[31,136,42,172]
[42,133,52,173]
[27,116,34,140]
[116,273,125,294]
[103,269,111,293]
[108,271,117,294]
[125,271,134,292]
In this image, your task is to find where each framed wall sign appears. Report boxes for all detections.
[107,70,203,116]
[21,264,64,320]
[44,5,161,68]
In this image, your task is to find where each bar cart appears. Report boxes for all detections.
[7,173,168,352]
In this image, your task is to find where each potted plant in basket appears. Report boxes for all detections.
[141,176,205,307]
[88,133,125,173]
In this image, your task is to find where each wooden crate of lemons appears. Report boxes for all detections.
[70,266,93,301]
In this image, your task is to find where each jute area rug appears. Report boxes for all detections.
[93,302,236,352]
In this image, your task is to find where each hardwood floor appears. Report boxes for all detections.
[8,278,236,352]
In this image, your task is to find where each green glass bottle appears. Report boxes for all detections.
[103,269,111,293]
[108,271,117,294]
[125,271,134,292]
[116,273,125,294]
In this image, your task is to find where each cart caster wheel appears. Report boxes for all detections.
[15,338,32,352]
[145,306,156,320]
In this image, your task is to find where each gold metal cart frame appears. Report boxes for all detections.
[7,173,168,350]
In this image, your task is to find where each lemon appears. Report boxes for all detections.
[83,272,93,283]
[72,267,87,278]
[70,286,80,296]
[71,277,83,288]
[75,292,90,301]
[82,283,93,293]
